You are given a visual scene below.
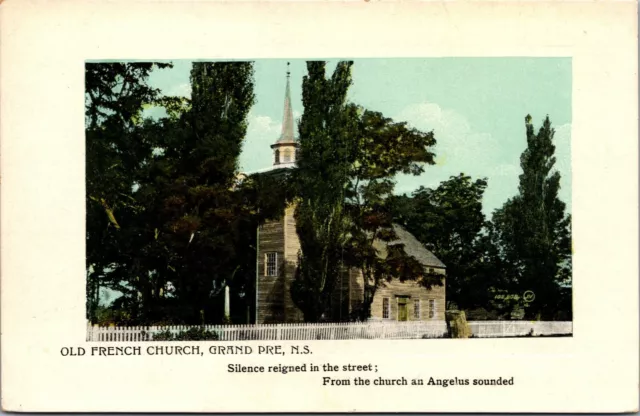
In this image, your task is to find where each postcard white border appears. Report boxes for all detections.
[1,0,638,412]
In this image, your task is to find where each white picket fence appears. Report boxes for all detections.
[468,321,573,338]
[86,320,572,342]
[86,321,448,342]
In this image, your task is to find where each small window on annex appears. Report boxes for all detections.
[265,252,278,277]
[414,299,421,319]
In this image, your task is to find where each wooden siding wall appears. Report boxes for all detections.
[256,216,285,323]
[257,205,447,324]
[352,268,446,321]
[283,205,304,322]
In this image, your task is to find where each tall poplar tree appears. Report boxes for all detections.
[292,61,441,321]
[292,61,355,322]
[493,115,572,320]
[155,62,256,323]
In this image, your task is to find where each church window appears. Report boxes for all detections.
[274,150,280,164]
[282,149,291,163]
[265,252,278,277]
[428,299,435,319]
[414,299,421,319]
[382,297,390,319]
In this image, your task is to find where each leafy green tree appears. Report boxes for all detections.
[492,115,572,320]
[469,221,519,318]
[85,62,173,323]
[86,61,259,325]
[149,62,256,323]
[291,61,442,322]
[390,174,491,311]
[343,108,440,321]
[292,61,355,322]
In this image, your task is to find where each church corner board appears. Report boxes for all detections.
[85,59,573,341]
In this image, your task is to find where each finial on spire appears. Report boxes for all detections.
[273,62,295,145]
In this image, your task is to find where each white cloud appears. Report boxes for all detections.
[394,102,507,213]
[248,114,282,136]
[240,113,282,172]
[396,102,501,177]
[491,163,521,178]
[393,103,572,215]
[166,83,191,98]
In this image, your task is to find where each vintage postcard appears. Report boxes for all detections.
[1,0,638,413]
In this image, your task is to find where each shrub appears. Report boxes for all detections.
[152,327,219,341]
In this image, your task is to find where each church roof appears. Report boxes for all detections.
[247,165,295,179]
[373,224,446,269]
[275,66,297,144]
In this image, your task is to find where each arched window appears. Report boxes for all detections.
[274,149,280,164]
[283,149,291,163]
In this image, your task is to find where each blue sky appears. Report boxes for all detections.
[144,58,572,217]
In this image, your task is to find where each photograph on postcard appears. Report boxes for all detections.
[85,58,573,343]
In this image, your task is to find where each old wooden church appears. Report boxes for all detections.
[252,69,446,324]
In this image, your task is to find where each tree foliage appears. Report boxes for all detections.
[292,61,442,322]
[492,115,572,319]
[292,61,355,322]
[85,62,173,324]
[389,116,572,321]
[390,174,491,311]
[343,108,439,320]
[86,61,260,325]
[148,62,256,324]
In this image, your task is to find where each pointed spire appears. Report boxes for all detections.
[277,62,295,143]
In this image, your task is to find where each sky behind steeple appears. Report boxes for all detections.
[144,58,572,217]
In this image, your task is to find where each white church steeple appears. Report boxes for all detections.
[270,62,298,167]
